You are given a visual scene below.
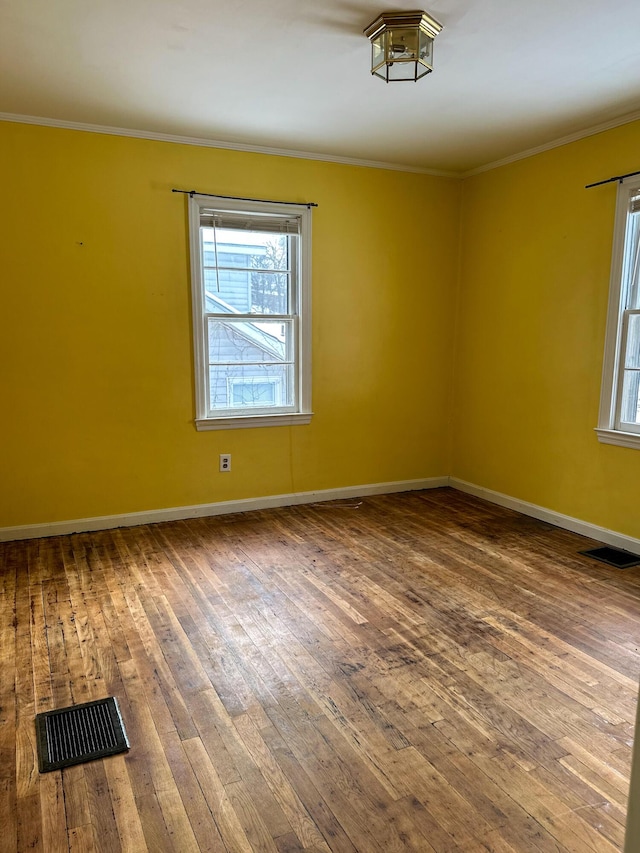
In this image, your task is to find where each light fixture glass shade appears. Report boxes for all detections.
[365,11,442,82]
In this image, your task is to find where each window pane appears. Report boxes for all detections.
[625,313,640,368]
[620,370,640,424]
[208,364,294,410]
[624,211,640,309]
[250,271,289,315]
[621,313,640,423]
[207,318,293,365]
[204,269,251,312]
[232,381,276,406]
[202,227,290,314]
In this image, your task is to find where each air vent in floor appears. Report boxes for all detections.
[580,546,640,569]
[35,696,129,773]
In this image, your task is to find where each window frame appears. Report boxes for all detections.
[597,175,640,449]
[188,194,312,431]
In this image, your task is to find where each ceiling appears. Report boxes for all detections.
[2,0,640,174]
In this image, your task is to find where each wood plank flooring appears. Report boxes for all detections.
[1,488,639,852]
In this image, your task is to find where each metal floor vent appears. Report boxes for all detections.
[35,697,129,773]
[580,546,640,569]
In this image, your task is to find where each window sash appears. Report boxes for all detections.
[201,228,295,316]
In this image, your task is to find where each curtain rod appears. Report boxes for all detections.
[172,189,318,208]
[585,169,640,189]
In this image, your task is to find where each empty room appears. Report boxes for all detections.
[2,1,640,851]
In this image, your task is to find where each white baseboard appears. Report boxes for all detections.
[450,477,640,556]
[0,477,449,542]
[4,475,639,555]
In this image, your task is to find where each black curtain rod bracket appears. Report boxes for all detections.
[585,169,640,189]
[172,188,317,208]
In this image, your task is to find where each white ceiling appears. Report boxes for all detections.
[2,0,640,174]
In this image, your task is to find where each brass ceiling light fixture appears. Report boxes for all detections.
[364,10,443,82]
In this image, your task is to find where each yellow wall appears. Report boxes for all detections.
[6,116,640,536]
[0,122,460,527]
[453,119,640,539]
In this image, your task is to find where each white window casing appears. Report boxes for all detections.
[188,195,313,431]
[597,176,640,449]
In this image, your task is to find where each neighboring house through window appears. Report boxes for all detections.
[597,175,640,448]
[188,195,312,430]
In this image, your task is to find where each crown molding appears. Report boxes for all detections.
[4,105,640,184]
[0,111,457,178]
[461,107,640,178]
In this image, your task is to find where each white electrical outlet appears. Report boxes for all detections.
[219,453,231,472]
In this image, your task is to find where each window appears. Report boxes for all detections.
[188,195,312,430]
[597,176,640,448]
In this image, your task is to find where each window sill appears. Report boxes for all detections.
[196,412,313,431]
[595,427,640,449]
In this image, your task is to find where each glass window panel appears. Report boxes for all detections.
[202,247,254,268]
[231,381,276,406]
[207,318,293,365]
[203,269,251,312]
[202,228,290,314]
[624,313,640,369]
[208,363,294,410]
[624,212,640,310]
[202,229,289,270]
[620,369,640,424]
[249,271,289,314]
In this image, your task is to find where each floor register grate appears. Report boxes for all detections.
[35,696,129,773]
[580,546,640,570]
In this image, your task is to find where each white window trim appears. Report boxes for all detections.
[188,194,313,431]
[596,175,640,449]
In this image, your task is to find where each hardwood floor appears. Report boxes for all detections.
[1,488,639,852]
